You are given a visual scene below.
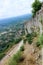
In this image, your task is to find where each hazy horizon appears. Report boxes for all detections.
[0,13,32,20]
[0,0,43,19]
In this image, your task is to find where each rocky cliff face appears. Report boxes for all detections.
[24,4,43,34]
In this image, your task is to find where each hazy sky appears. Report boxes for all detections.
[0,0,43,19]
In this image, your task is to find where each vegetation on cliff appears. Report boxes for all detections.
[32,0,42,17]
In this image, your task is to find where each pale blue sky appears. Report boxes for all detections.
[0,0,43,19]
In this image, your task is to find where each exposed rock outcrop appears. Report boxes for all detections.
[24,3,43,34]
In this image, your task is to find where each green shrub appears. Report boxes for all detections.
[13,51,22,62]
[36,34,43,47]
[0,53,5,60]
[9,51,24,65]
[23,38,27,44]
[36,42,40,47]
[32,32,37,37]
[20,45,24,51]
[9,60,17,65]
[15,38,22,44]
[28,38,33,44]
[26,33,33,44]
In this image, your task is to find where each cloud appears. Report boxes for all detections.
[0,0,42,19]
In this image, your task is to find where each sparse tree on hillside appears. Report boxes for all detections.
[32,0,42,17]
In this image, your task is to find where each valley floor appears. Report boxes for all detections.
[0,40,23,65]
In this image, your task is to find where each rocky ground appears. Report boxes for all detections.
[18,38,42,65]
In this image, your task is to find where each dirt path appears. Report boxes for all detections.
[18,37,42,65]
[0,40,23,65]
[18,42,35,65]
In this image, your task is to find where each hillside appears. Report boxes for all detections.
[4,3,43,65]
[0,4,43,65]
[0,14,32,61]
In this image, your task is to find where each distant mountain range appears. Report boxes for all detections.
[0,14,32,25]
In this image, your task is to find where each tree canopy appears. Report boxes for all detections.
[32,0,42,17]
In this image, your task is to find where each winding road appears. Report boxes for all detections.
[0,40,23,65]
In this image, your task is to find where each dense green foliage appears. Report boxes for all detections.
[0,53,5,60]
[9,51,24,65]
[26,32,37,44]
[20,45,24,51]
[32,0,42,17]
[26,33,33,44]
[36,34,43,47]
[23,38,27,44]
[15,38,22,44]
